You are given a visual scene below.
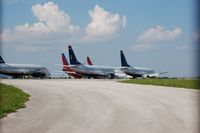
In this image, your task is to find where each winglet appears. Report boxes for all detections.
[120,50,130,67]
[87,56,93,65]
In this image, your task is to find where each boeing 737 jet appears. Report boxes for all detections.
[86,55,131,79]
[0,56,50,78]
[68,45,115,79]
[120,50,166,78]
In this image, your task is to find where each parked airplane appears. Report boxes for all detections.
[61,53,82,78]
[86,55,131,79]
[0,56,50,78]
[68,45,115,79]
[120,50,166,78]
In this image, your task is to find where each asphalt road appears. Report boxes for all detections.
[0,79,199,133]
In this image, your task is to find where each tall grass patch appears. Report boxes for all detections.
[119,79,200,90]
[0,83,30,118]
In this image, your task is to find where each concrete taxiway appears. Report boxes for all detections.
[0,79,199,133]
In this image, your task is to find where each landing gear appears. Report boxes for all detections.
[106,73,115,79]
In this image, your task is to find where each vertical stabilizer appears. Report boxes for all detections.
[68,45,82,65]
[61,53,69,68]
[87,56,93,65]
[61,53,73,73]
[120,50,130,67]
[0,56,5,64]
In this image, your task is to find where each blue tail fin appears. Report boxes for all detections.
[0,56,5,64]
[68,45,82,65]
[120,50,130,67]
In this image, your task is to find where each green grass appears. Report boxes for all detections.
[0,83,30,118]
[119,79,200,90]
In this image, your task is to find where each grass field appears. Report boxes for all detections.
[119,79,200,90]
[0,83,30,118]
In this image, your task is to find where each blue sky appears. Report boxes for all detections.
[1,0,198,77]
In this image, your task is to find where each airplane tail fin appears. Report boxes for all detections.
[68,45,82,65]
[61,53,69,67]
[87,56,93,65]
[120,50,130,67]
[0,56,5,64]
[61,53,75,75]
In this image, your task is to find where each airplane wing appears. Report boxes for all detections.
[142,72,168,78]
[54,64,78,68]
[159,72,168,74]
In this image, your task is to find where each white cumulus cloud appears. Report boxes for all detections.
[1,3,127,52]
[83,5,127,42]
[32,2,79,33]
[2,2,79,43]
[131,26,182,52]
[137,26,182,43]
